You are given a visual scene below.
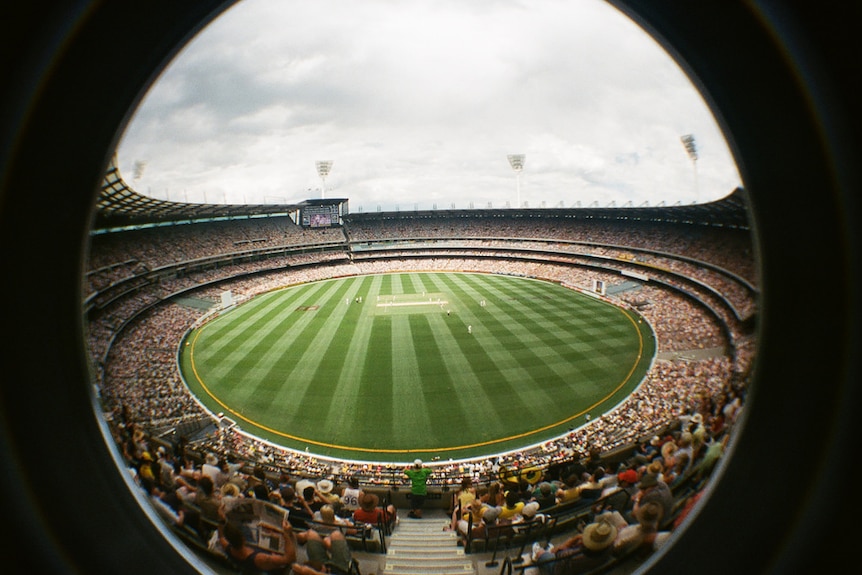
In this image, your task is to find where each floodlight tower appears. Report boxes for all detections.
[507,154,525,208]
[680,135,698,202]
[316,160,333,199]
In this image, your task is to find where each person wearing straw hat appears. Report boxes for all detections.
[353,492,397,529]
[531,518,618,574]
[613,501,670,559]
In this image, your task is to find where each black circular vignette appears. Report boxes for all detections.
[1,2,860,573]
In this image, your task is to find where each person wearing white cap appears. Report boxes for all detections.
[316,479,341,507]
[404,459,432,518]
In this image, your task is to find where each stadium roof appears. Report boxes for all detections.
[95,156,751,230]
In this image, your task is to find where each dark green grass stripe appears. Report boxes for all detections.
[196,284,320,362]
[351,316,394,444]
[379,273,394,295]
[451,274,612,382]
[216,278,357,416]
[453,273,636,400]
[407,314,477,444]
[194,282,332,390]
[465,274,638,375]
[422,274,564,424]
[432,274,579,412]
[259,277,372,424]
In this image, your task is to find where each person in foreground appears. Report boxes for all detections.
[219,515,297,575]
[291,529,354,575]
[532,519,617,575]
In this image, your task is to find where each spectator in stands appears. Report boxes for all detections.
[353,492,396,530]
[194,475,222,526]
[136,450,159,490]
[693,429,730,482]
[339,476,362,516]
[485,481,505,507]
[200,453,221,485]
[630,471,673,526]
[142,481,186,530]
[312,504,356,539]
[616,468,640,500]
[249,466,272,500]
[633,437,661,465]
[155,446,176,490]
[613,501,671,559]
[291,528,353,575]
[533,482,557,510]
[674,431,694,471]
[316,479,341,508]
[532,519,617,574]
[673,488,706,531]
[498,488,526,521]
[218,515,296,574]
[279,486,313,530]
[457,504,500,547]
[404,459,432,518]
[450,477,477,516]
[556,471,602,504]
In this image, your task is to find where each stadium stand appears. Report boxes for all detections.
[84,160,756,573]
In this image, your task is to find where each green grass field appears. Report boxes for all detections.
[179,272,655,462]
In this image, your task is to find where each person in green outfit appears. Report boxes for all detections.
[404,459,433,518]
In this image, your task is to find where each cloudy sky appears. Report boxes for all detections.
[117,0,741,212]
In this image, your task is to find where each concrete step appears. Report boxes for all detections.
[382,559,474,575]
[386,547,466,558]
[390,532,458,544]
[382,515,474,575]
[396,519,450,531]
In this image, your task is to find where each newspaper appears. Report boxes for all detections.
[225,498,289,553]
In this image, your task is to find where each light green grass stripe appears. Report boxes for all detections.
[464,273,636,386]
[259,277,368,425]
[194,282,331,394]
[407,313,478,445]
[431,274,570,417]
[420,273,558,430]
[213,278,354,418]
[195,285,314,365]
[314,275,380,442]
[389,314,436,448]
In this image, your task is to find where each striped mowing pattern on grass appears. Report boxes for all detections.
[180,272,655,462]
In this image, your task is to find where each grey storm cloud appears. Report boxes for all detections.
[117,0,740,210]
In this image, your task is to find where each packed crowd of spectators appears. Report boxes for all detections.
[87,211,756,498]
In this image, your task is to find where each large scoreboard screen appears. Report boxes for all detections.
[300,203,340,228]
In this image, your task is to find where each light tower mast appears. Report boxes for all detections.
[507,154,525,208]
[316,160,333,199]
[680,135,698,202]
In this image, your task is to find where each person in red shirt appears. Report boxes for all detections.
[352,492,397,530]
